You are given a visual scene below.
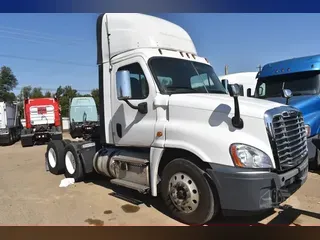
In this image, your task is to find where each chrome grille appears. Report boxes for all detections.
[264,107,308,171]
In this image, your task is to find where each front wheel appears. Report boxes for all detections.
[160,158,220,225]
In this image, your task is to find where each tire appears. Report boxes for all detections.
[46,140,65,175]
[160,158,219,225]
[62,139,71,147]
[21,130,33,147]
[63,143,84,182]
[8,130,13,144]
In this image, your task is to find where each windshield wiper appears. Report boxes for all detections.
[210,90,227,94]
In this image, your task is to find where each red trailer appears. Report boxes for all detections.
[21,96,63,147]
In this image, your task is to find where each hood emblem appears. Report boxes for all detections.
[282,110,298,118]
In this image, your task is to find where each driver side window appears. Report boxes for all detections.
[118,63,149,100]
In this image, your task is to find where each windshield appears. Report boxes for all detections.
[149,57,227,94]
[255,71,320,98]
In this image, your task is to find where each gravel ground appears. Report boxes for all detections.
[0,133,319,226]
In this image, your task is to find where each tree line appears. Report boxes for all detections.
[0,65,99,118]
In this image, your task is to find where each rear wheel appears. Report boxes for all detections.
[160,158,220,225]
[64,143,84,182]
[46,140,65,175]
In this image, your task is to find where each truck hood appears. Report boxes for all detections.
[168,93,283,119]
[266,95,320,116]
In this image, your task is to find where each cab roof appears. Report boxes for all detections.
[258,54,320,78]
[97,13,197,64]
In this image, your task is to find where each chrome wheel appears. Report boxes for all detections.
[48,148,57,168]
[65,151,76,174]
[168,172,200,214]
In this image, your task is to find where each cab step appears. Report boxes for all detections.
[110,179,150,194]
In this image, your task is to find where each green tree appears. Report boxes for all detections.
[30,87,44,98]
[91,88,99,110]
[0,66,18,102]
[17,86,32,118]
[44,91,52,97]
[55,85,79,117]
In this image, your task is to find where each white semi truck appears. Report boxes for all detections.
[45,13,309,225]
[0,101,22,145]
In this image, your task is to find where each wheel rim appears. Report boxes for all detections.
[65,151,76,174]
[48,148,57,168]
[168,172,200,214]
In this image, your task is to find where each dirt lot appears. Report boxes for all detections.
[0,133,320,226]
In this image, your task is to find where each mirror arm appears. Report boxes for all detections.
[286,98,290,105]
[123,99,139,110]
[232,96,244,129]
[123,99,148,114]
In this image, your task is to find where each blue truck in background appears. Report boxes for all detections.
[252,54,320,169]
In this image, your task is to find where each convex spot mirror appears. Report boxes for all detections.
[282,89,292,99]
[228,83,241,97]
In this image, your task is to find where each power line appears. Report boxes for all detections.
[0,53,95,67]
[0,25,90,43]
[0,29,87,46]
[14,86,94,92]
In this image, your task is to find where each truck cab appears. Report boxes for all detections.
[69,96,99,140]
[254,55,320,169]
[21,97,63,147]
[45,13,309,225]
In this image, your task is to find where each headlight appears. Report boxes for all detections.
[305,124,311,137]
[230,143,273,169]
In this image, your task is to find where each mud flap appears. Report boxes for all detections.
[45,152,49,171]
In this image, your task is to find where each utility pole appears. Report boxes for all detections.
[224,65,228,75]
[257,65,262,72]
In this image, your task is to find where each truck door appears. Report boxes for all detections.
[111,56,157,146]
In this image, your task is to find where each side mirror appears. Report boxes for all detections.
[282,89,292,99]
[228,84,241,97]
[228,84,243,129]
[282,89,292,105]
[221,79,229,93]
[116,70,132,100]
[247,88,252,97]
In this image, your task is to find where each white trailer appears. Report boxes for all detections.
[45,13,309,225]
[0,102,22,145]
[219,72,258,97]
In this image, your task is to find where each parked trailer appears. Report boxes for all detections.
[69,97,99,140]
[45,13,308,225]
[219,72,258,97]
[0,102,22,145]
[21,97,63,147]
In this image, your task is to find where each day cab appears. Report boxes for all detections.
[45,13,309,225]
[255,55,320,169]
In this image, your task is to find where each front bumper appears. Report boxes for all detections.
[206,155,308,215]
[21,131,63,140]
[0,133,10,144]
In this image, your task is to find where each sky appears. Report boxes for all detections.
[1,13,320,95]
